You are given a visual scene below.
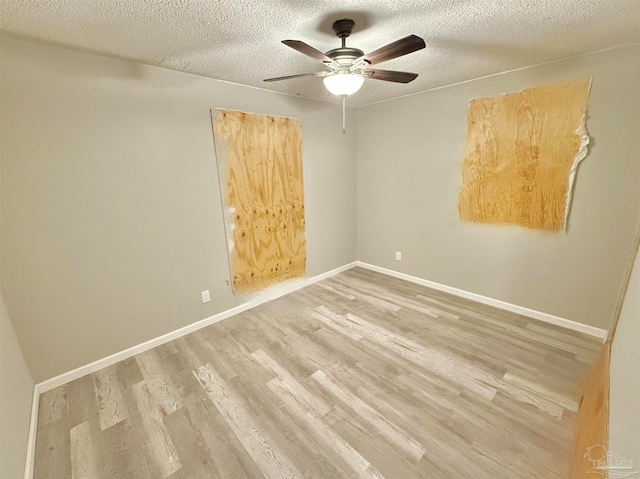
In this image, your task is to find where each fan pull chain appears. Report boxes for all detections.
[342,96,346,135]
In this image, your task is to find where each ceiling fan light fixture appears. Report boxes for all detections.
[323,73,365,96]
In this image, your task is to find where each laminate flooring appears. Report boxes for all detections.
[34,267,602,478]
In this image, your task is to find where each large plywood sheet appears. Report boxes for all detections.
[212,109,305,293]
[459,79,591,232]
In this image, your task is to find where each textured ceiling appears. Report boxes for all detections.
[1,0,639,106]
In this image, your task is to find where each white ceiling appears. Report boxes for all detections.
[1,0,639,107]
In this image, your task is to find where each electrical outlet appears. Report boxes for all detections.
[395,251,402,261]
[201,290,211,303]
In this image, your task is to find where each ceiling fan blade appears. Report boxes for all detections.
[361,69,419,83]
[282,40,339,66]
[356,35,426,66]
[263,72,329,82]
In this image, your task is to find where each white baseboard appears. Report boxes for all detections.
[23,384,39,479]
[36,261,357,394]
[35,258,607,394]
[356,261,608,340]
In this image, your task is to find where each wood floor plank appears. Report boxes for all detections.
[130,382,182,478]
[321,307,500,401]
[251,349,332,416]
[70,421,99,479]
[65,375,98,428]
[194,363,302,479]
[38,384,68,426]
[180,391,267,479]
[135,350,183,414]
[93,367,128,431]
[268,377,386,479]
[310,369,426,462]
[324,404,430,479]
[34,418,72,479]
[101,418,152,479]
[34,267,602,479]
[113,356,145,390]
[162,406,219,479]
[226,372,346,479]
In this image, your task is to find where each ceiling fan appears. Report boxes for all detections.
[264,19,426,98]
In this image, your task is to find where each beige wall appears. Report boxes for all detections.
[356,45,640,330]
[609,239,640,467]
[0,295,34,478]
[1,47,35,476]
[0,36,357,382]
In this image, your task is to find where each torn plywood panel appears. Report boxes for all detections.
[212,109,306,293]
[458,78,592,232]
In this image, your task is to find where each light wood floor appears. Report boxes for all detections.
[34,268,602,478]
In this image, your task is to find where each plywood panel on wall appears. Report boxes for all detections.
[569,343,609,479]
[459,79,591,232]
[212,109,306,293]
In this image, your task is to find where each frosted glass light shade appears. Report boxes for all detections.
[323,73,365,96]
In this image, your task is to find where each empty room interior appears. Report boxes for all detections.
[1,2,639,478]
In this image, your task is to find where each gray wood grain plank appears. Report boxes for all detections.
[268,377,386,479]
[38,385,68,426]
[251,349,332,416]
[131,381,182,478]
[310,369,426,461]
[34,419,72,479]
[114,356,145,390]
[194,363,302,479]
[70,421,99,479]
[93,367,128,430]
[135,350,183,414]
[65,375,98,428]
[162,406,219,479]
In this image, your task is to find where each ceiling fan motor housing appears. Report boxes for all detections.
[327,19,364,68]
[332,19,355,38]
[326,47,364,66]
